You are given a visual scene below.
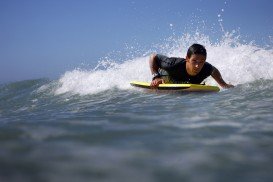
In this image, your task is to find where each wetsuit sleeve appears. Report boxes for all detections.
[155,54,182,70]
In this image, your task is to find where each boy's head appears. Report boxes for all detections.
[186,43,207,58]
[186,44,207,76]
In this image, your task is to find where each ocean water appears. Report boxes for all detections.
[1,34,273,182]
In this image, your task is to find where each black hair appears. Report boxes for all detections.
[186,43,207,58]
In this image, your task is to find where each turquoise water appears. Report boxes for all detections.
[1,78,273,182]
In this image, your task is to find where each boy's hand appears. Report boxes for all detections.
[150,78,164,88]
[222,83,235,89]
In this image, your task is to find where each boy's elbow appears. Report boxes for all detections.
[149,53,157,64]
[150,53,157,60]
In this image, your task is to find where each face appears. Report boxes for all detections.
[186,54,206,76]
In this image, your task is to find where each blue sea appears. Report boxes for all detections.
[1,34,273,182]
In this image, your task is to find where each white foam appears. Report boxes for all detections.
[55,56,151,95]
[55,33,273,95]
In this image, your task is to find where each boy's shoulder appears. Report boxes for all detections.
[202,62,214,74]
[156,54,185,62]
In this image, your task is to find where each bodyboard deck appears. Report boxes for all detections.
[130,81,220,92]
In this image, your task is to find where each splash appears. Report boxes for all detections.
[55,32,273,95]
[55,56,150,95]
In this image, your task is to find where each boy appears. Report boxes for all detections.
[149,43,234,88]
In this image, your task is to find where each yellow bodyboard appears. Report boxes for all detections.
[130,81,220,92]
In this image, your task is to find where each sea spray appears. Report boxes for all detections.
[55,56,150,95]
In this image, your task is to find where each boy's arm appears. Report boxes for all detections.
[149,54,164,87]
[211,67,234,88]
[149,54,159,75]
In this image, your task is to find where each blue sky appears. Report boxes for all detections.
[1,0,273,83]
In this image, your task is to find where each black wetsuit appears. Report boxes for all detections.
[155,54,214,84]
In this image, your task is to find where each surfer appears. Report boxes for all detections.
[149,43,234,88]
